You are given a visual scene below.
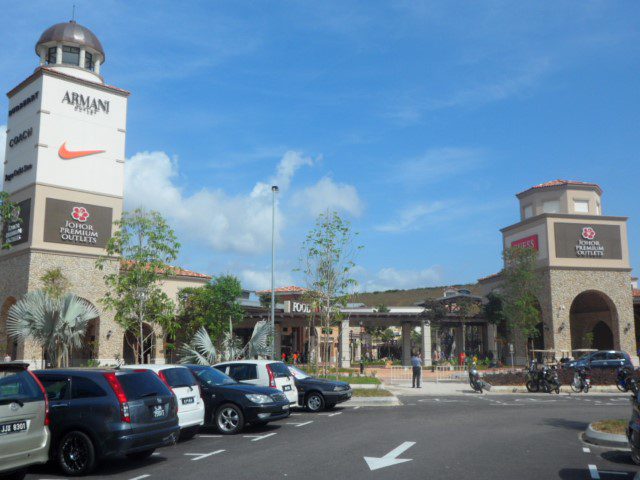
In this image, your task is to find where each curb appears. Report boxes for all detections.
[347,383,382,390]
[348,397,401,406]
[584,423,629,448]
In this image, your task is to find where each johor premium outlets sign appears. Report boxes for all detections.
[2,199,31,246]
[511,234,539,250]
[554,223,622,259]
[62,91,110,116]
[43,198,112,248]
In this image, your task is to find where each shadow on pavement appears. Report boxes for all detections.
[558,467,591,479]
[601,449,635,466]
[544,417,589,431]
[29,455,168,478]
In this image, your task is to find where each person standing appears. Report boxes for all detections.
[411,351,422,388]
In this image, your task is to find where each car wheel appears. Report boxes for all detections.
[179,426,199,441]
[215,404,244,434]
[305,392,325,412]
[57,431,96,476]
[126,449,155,461]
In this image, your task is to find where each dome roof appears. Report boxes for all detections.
[36,21,105,60]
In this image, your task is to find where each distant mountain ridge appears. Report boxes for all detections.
[352,283,479,307]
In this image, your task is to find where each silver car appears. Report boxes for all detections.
[0,362,50,480]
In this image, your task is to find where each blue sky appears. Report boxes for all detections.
[1,1,639,292]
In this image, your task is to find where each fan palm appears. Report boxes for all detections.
[7,291,99,367]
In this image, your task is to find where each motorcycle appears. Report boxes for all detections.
[541,365,561,394]
[469,362,491,393]
[618,366,637,393]
[525,360,542,393]
[627,388,640,464]
[570,367,591,393]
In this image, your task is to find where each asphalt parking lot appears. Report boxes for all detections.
[25,393,640,480]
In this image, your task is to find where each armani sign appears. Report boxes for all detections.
[62,91,110,115]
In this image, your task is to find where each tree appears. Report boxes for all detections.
[176,275,245,342]
[298,211,362,373]
[40,268,70,300]
[0,192,19,250]
[483,292,505,325]
[421,298,447,322]
[259,292,272,310]
[96,209,180,364]
[7,291,99,367]
[501,246,542,355]
[375,304,390,313]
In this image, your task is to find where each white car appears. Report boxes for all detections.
[214,360,298,406]
[122,365,204,439]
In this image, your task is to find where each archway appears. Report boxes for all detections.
[69,316,100,367]
[123,323,156,364]
[1,297,18,360]
[570,291,617,352]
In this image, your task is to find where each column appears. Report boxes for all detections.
[421,321,431,366]
[274,324,282,360]
[80,48,86,68]
[401,322,412,366]
[486,323,498,361]
[338,319,350,368]
[355,338,362,362]
[95,59,101,75]
[56,45,62,64]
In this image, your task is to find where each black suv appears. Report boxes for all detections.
[35,368,179,475]
[186,365,290,434]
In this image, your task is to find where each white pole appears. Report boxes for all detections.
[271,185,279,359]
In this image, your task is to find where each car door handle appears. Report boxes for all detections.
[51,403,70,408]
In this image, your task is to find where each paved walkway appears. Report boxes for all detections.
[385,381,630,396]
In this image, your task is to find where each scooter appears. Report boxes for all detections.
[618,366,637,393]
[570,367,591,393]
[525,360,542,393]
[469,362,491,393]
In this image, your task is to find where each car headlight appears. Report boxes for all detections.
[245,394,274,404]
[333,385,347,391]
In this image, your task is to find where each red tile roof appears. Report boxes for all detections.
[634,289,640,298]
[120,260,211,280]
[257,286,307,294]
[518,179,602,196]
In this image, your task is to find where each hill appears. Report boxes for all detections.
[352,283,480,307]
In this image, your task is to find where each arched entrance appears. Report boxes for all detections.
[570,291,617,352]
[69,317,100,367]
[1,297,18,360]
[123,323,156,364]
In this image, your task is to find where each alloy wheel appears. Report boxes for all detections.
[60,433,90,474]
[218,407,240,432]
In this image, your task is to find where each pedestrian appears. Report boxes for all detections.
[459,351,466,366]
[293,352,299,364]
[411,351,422,388]
[281,352,287,363]
[3,353,11,362]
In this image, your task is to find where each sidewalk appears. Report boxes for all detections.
[384,381,631,396]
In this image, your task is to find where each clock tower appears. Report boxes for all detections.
[0,20,129,365]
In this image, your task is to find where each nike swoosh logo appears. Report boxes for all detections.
[58,142,105,160]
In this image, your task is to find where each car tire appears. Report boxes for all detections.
[179,426,199,441]
[126,449,155,461]
[57,430,96,476]
[215,403,244,435]
[305,392,325,412]
[0,469,27,480]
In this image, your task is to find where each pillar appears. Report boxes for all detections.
[401,322,412,366]
[56,45,62,64]
[274,324,282,360]
[338,319,350,367]
[486,323,498,361]
[355,339,362,362]
[421,321,431,366]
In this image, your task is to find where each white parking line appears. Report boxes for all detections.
[353,406,360,410]
[286,421,313,427]
[583,447,591,453]
[243,432,277,442]
[319,412,342,417]
[184,450,225,461]
[129,475,151,480]
[198,435,222,438]
[588,464,600,479]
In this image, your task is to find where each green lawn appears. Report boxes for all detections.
[351,388,394,397]
[591,419,626,435]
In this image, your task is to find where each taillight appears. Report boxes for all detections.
[28,370,50,426]
[266,364,276,388]
[104,373,130,423]
[158,371,175,394]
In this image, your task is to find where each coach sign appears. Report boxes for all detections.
[554,223,622,259]
[43,198,112,248]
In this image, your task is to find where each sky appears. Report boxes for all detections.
[1,1,639,292]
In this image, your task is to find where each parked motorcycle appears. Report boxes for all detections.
[525,360,542,393]
[627,387,640,464]
[469,362,491,393]
[618,366,638,393]
[570,367,591,393]
[541,365,561,394]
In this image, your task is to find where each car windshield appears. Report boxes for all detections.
[193,367,237,386]
[288,366,310,379]
[162,367,197,388]
[269,361,292,378]
[0,369,42,404]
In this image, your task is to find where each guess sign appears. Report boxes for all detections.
[511,234,539,251]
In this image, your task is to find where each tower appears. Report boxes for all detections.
[0,20,129,365]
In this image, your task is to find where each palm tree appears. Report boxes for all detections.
[7,291,99,367]
[179,320,273,366]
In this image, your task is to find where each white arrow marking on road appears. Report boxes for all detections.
[364,442,416,471]
[243,432,277,442]
[184,450,225,461]
[286,421,313,427]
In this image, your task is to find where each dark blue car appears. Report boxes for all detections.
[565,350,632,369]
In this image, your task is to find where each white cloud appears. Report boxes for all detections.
[125,150,314,255]
[0,125,5,180]
[239,268,295,291]
[376,201,448,232]
[360,266,443,292]
[292,176,364,217]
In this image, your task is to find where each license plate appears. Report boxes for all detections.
[182,397,195,405]
[282,385,292,391]
[0,421,27,435]
[152,405,167,418]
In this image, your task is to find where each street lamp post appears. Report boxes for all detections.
[271,185,279,359]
